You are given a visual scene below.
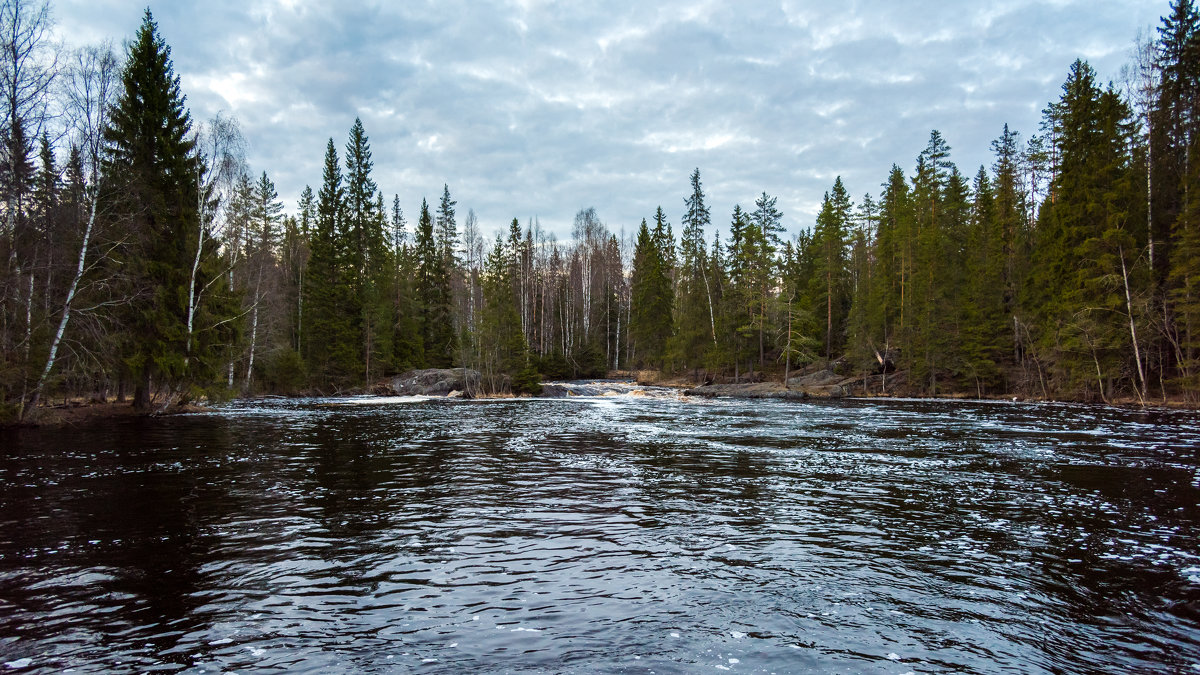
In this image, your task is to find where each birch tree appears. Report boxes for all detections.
[188,112,246,368]
[19,43,114,419]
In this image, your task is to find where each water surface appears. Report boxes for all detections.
[1,392,1198,673]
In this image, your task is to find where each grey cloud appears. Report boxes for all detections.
[54,0,1161,238]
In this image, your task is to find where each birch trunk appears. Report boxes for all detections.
[244,274,261,392]
[185,177,205,367]
[21,187,98,419]
[1119,246,1147,405]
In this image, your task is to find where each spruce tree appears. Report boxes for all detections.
[480,226,534,392]
[807,176,852,362]
[630,216,673,367]
[305,138,357,386]
[343,118,392,382]
[745,194,780,370]
[241,171,283,392]
[1030,60,1141,399]
[672,168,713,370]
[722,204,754,375]
[416,198,455,366]
[436,184,458,265]
[103,10,235,409]
[843,193,877,374]
[1159,1,1200,393]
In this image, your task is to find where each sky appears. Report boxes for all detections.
[55,0,1163,241]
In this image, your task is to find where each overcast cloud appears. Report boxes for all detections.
[56,0,1162,239]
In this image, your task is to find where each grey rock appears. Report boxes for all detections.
[389,369,482,397]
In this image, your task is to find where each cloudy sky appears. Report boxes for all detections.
[57,0,1161,240]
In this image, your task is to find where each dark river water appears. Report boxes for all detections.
[1,390,1199,673]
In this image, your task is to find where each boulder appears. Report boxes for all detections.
[787,368,843,388]
[683,382,807,400]
[389,369,482,397]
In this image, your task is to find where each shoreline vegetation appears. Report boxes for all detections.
[5,3,1200,423]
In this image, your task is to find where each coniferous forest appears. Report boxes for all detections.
[2,2,1200,421]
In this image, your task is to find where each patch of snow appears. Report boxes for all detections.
[730,631,747,639]
[886,653,901,661]
[4,659,33,669]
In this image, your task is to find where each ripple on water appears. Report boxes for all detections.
[0,395,1197,673]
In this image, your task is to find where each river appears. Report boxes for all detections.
[1,391,1198,673]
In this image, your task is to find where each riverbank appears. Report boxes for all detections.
[636,366,1200,410]
[6,400,172,427]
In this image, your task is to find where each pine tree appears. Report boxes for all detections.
[751,191,784,252]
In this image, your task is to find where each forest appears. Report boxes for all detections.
[1,1,1199,421]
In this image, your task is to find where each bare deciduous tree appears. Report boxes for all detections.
[20,43,118,419]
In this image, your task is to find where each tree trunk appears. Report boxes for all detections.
[244,273,262,392]
[21,187,99,420]
[185,172,206,367]
[784,294,794,387]
[826,268,832,363]
[1119,245,1147,405]
[703,269,717,345]
[133,370,151,411]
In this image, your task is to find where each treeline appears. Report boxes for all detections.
[2,2,1199,420]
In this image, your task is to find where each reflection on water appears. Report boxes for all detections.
[1,393,1199,673]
